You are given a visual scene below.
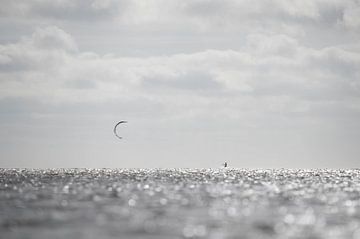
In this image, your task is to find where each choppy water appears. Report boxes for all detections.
[1,169,360,239]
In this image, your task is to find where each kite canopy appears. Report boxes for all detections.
[114,121,127,139]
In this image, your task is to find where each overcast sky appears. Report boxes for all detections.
[1,0,360,168]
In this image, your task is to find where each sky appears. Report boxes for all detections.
[0,0,360,168]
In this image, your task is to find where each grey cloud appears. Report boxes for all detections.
[0,0,127,21]
[1,1,359,59]
[181,0,360,31]
[1,0,359,32]
[141,71,222,92]
[64,79,97,90]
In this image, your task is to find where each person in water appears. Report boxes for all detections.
[224,162,227,168]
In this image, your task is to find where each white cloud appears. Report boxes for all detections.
[0,26,76,73]
[1,27,359,121]
[246,34,299,57]
[29,26,78,52]
[343,4,360,30]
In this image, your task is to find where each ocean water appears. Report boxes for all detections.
[1,168,360,239]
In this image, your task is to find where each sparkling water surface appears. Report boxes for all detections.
[1,169,360,239]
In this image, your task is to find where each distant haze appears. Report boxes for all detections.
[0,0,359,168]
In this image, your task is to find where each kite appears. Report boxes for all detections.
[113,120,127,139]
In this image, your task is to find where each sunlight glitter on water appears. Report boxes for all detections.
[1,168,360,239]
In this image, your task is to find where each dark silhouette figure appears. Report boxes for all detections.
[224,162,228,168]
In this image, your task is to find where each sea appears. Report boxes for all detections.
[1,168,360,239]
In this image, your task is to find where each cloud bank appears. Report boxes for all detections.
[0,0,359,167]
